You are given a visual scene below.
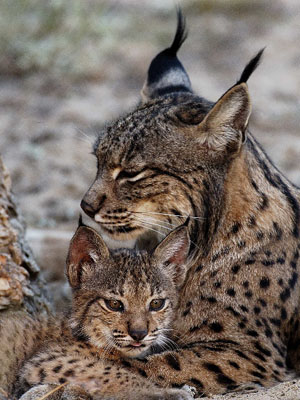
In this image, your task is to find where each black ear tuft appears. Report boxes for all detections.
[141,8,192,102]
[168,8,188,56]
[237,48,265,84]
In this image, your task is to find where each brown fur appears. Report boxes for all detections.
[1,224,192,400]
[80,42,300,397]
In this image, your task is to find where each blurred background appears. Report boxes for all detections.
[0,0,299,309]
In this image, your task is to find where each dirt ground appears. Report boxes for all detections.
[0,0,300,303]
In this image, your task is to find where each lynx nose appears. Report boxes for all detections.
[80,194,107,219]
[129,329,148,341]
[80,199,97,218]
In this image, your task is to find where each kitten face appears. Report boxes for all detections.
[67,223,190,358]
[72,257,175,358]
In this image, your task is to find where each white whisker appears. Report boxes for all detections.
[134,222,166,237]
[132,211,205,221]
[134,217,173,231]
[74,127,94,144]
[134,215,177,228]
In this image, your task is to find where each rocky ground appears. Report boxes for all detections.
[0,0,300,397]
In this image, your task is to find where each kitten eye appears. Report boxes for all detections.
[149,299,166,312]
[105,299,124,312]
[117,169,146,182]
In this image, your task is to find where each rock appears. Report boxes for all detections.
[0,156,51,314]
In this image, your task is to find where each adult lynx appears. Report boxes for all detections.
[80,10,300,396]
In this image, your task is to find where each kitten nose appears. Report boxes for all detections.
[129,329,148,341]
[80,199,97,218]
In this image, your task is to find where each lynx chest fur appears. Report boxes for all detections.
[80,12,300,397]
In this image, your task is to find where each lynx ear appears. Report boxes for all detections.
[66,225,110,288]
[195,49,264,153]
[152,222,190,288]
[196,83,251,153]
[141,9,192,102]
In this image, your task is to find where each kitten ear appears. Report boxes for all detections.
[66,225,110,288]
[152,222,190,288]
[141,9,192,102]
[196,82,251,153]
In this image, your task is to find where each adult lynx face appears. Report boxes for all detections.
[81,13,262,256]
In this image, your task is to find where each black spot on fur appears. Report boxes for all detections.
[240,305,249,312]
[290,261,297,269]
[226,306,240,317]
[277,257,285,265]
[53,365,62,373]
[138,368,147,377]
[190,378,204,389]
[250,371,265,379]
[265,328,273,338]
[254,341,272,357]
[195,264,203,272]
[259,298,267,307]
[275,360,285,368]
[259,193,269,210]
[260,277,270,289]
[269,318,281,327]
[254,307,261,315]
[246,330,259,337]
[231,223,241,234]
[289,272,298,289]
[202,360,236,386]
[273,222,283,240]
[256,231,264,241]
[280,288,291,302]
[226,288,236,297]
[208,297,217,303]
[209,322,223,333]
[165,354,181,371]
[64,369,74,377]
[122,360,132,368]
[231,264,241,274]
[234,349,250,360]
[228,361,240,370]
[280,308,287,320]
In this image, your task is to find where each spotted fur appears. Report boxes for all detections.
[81,11,300,397]
[5,224,192,400]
